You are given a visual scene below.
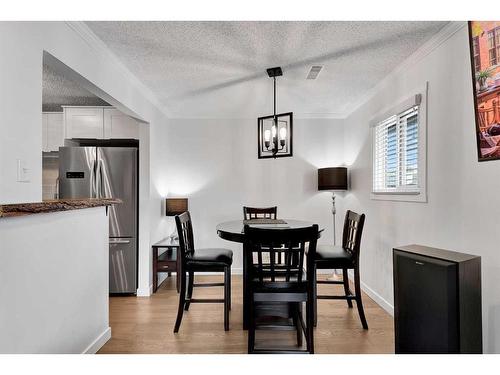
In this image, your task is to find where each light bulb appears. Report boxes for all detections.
[264,129,271,142]
[271,125,277,138]
[279,127,287,140]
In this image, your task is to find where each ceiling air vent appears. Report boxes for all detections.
[306,65,323,80]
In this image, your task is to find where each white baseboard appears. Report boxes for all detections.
[136,284,152,297]
[347,270,394,316]
[82,327,111,354]
[359,279,394,316]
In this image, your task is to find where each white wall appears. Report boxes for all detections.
[0,208,109,353]
[343,23,500,353]
[0,22,170,295]
[6,21,495,353]
[0,21,345,295]
[163,118,345,271]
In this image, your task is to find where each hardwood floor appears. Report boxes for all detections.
[98,274,394,354]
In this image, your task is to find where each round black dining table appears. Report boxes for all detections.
[216,219,323,329]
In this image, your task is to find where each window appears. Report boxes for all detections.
[473,36,481,72]
[373,105,420,194]
[371,86,427,202]
[487,27,500,67]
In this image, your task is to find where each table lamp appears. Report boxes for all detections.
[318,167,348,245]
[165,198,188,241]
[165,198,188,216]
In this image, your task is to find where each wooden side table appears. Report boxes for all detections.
[152,237,180,293]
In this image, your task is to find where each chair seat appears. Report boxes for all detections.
[314,245,354,268]
[186,248,233,269]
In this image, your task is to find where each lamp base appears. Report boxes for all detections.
[330,192,340,281]
[327,270,343,281]
[169,230,178,242]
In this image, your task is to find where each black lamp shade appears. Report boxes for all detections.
[318,167,348,190]
[166,198,188,216]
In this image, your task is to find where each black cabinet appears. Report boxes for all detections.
[393,245,482,354]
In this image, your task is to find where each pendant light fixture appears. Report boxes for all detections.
[257,67,293,159]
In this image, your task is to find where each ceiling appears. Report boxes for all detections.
[85,21,448,118]
[42,62,110,112]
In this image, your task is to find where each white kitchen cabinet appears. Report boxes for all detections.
[64,107,104,139]
[103,108,139,139]
[42,112,64,152]
[62,106,139,141]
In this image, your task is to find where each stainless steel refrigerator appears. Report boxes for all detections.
[59,146,138,294]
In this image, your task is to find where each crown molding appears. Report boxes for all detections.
[65,21,171,119]
[293,112,346,120]
[341,21,466,117]
[167,112,346,120]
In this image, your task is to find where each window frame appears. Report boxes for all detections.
[370,83,428,203]
[472,36,481,73]
[488,28,499,66]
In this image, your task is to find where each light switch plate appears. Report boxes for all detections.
[16,159,30,183]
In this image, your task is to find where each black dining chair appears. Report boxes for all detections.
[243,206,283,264]
[174,211,233,332]
[244,224,318,354]
[312,210,367,329]
[243,206,277,220]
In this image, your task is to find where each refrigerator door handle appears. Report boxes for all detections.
[95,158,103,199]
[91,157,97,198]
[100,159,105,198]
[109,239,131,244]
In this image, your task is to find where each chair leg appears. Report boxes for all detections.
[342,268,353,308]
[184,271,194,311]
[228,267,232,310]
[306,294,315,354]
[354,267,368,330]
[173,270,187,333]
[176,259,181,293]
[248,297,255,353]
[224,267,230,331]
[294,303,303,347]
[312,264,318,327]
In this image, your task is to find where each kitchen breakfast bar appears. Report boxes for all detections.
[0,198,119,353]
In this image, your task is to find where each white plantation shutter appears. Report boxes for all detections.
[373,105,420,194]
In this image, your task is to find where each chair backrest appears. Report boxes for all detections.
[243,206,277,220]
[244,225,318,284]
[175,211,195,264]
[342,210,365,261]
[478,107,495,131]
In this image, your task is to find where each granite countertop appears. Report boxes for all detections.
[0,198,121,218]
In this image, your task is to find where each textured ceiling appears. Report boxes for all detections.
[42,62,110,112]
[85,21,448,118]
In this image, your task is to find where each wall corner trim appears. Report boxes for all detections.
[342,21,466,117]
[82,327,111,354]
[65,21,171,119]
